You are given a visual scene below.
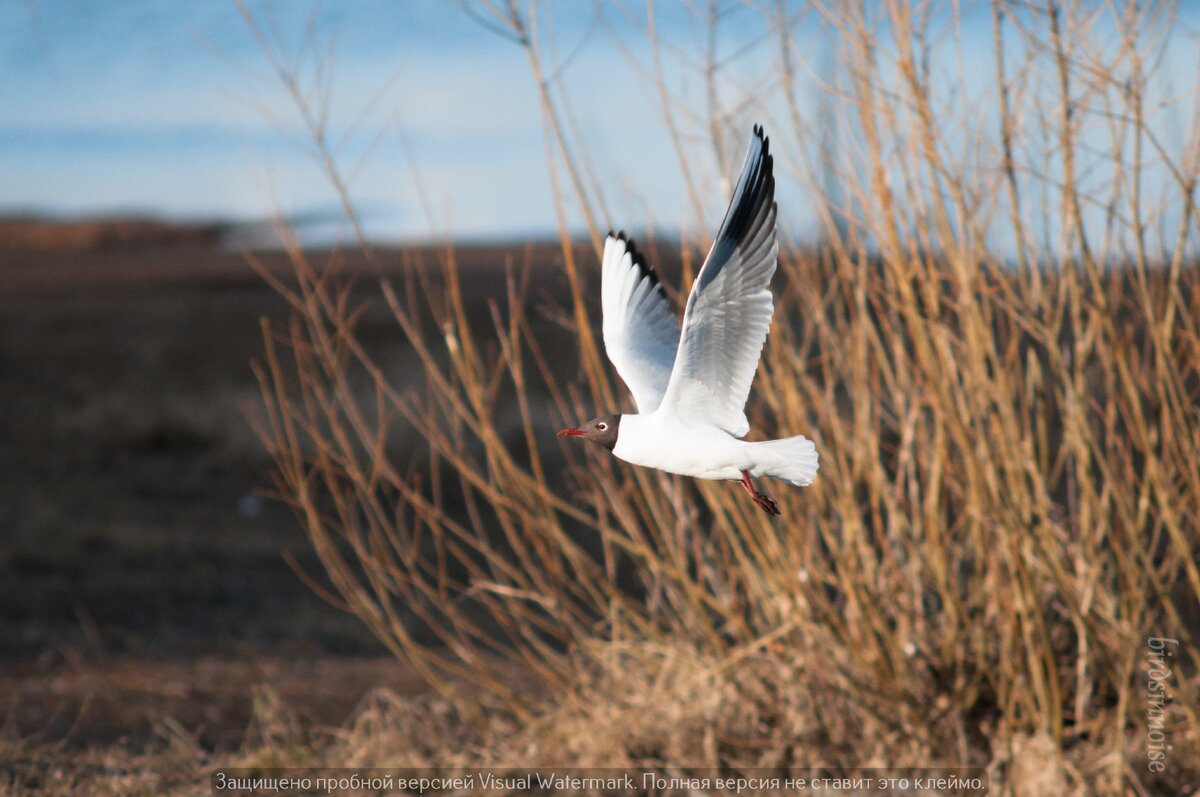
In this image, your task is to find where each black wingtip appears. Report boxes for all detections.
[610,229,665,298]
[695,125,775,290]
[750,125,771,165]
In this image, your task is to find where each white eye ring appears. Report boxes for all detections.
[597,422,608,431]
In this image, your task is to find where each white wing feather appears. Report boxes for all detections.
[601,233,681,412]
[658,126,778,437]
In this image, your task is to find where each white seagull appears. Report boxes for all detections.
[559,125,818,517]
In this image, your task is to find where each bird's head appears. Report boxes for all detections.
[558,414,621,451]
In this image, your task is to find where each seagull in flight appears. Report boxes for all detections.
[560,125,818,516]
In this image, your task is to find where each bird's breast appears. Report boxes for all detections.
[612,413,745,480]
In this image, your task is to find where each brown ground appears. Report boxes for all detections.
[0,222,577,791]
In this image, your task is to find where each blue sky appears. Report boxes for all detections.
[3,2,1198,251]
[1,1,765,242]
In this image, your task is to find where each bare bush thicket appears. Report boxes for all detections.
[249,2,1198,793]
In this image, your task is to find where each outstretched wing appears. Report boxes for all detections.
[657,125,778,437]
[600,232,681,413]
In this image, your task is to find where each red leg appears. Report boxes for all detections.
[740,470,780,517]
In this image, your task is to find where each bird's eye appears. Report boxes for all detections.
[597,422,608,431]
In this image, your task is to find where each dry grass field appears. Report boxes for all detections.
[0,235,578,794]
[5,1,1200,795]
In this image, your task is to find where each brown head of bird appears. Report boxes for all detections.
[558,414,621,451]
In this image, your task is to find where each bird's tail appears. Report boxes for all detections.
[751,434,819,486]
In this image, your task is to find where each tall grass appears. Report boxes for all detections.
[249,1,1198,792]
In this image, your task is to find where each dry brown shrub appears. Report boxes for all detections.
[243,2,1200,793]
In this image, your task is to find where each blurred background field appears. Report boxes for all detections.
[4,2,1200,796]
[0,230,585,792]
[0,234,417,741]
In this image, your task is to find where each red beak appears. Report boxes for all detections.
[558,428,585,437]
